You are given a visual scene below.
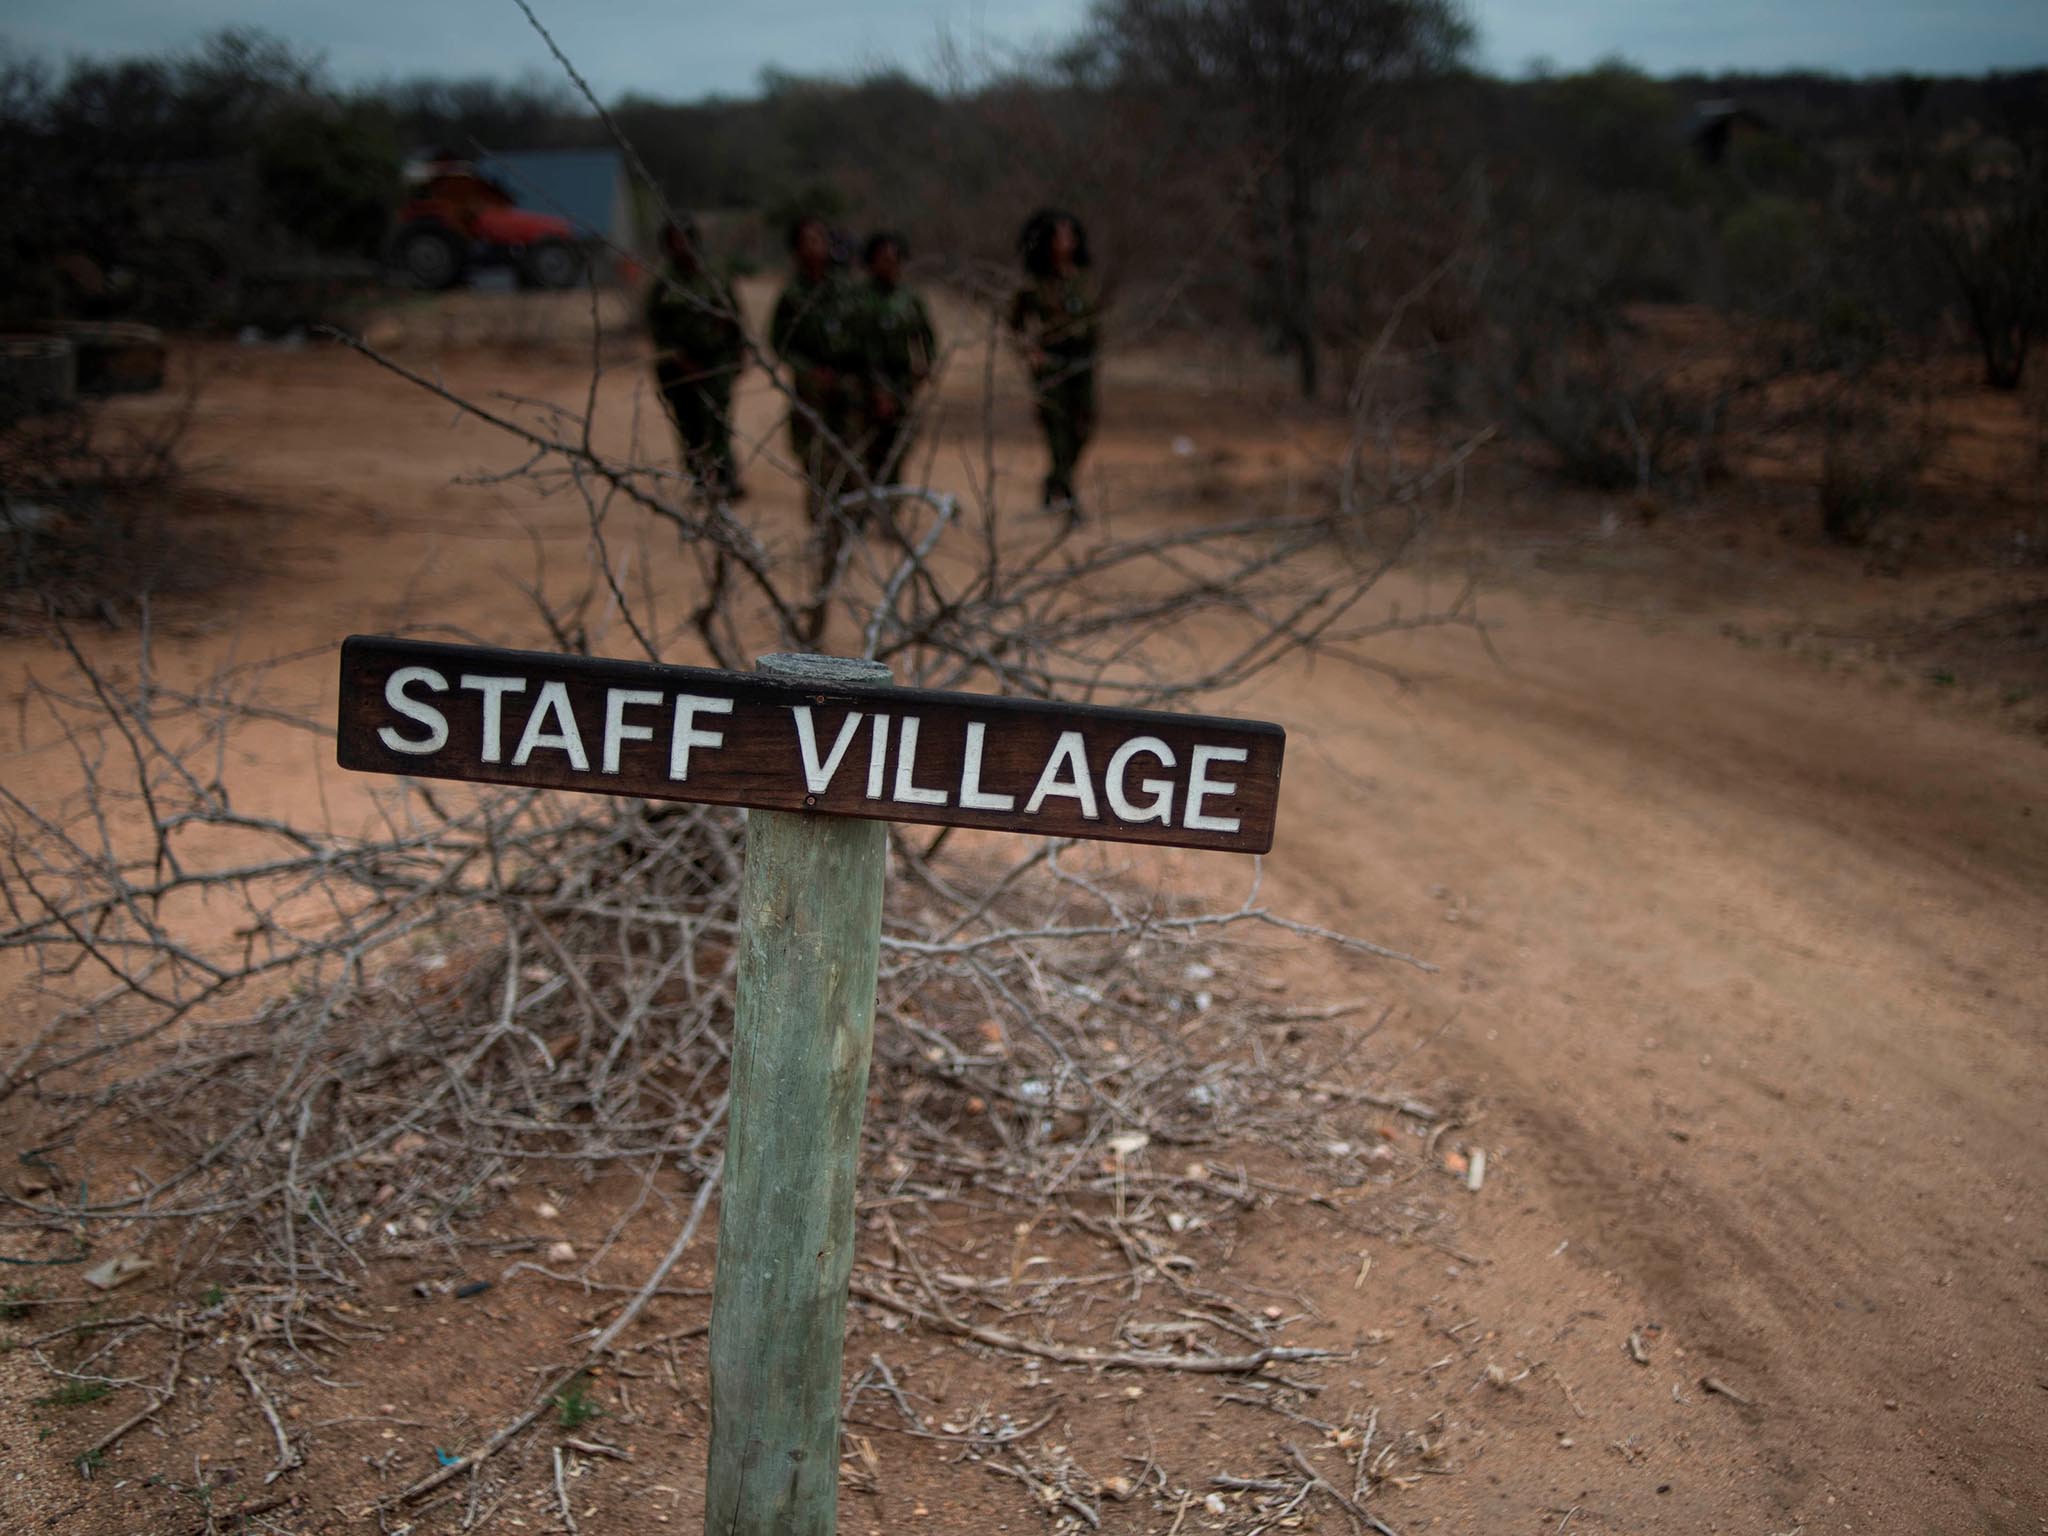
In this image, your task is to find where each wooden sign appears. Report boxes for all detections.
[337,636,1285,853]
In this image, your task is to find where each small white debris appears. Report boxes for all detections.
[83,1254,153,1291]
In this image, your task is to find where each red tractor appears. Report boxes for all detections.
[389,157,590,291]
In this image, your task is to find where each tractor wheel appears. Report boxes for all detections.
[396,225,464,291]
[521,240,585,290]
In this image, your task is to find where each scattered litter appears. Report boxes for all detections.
[83,1254,153,1291]
[454,1280,492,1299]
[1626,1330,1650,1365]
[1465,1147,1487,1193]
[1700,1375,1753,1407]
[536,1202,561,1220]
[1204,1492,1228,1515]
[434,1448,461,1467]
[1443,1150,1468,1177]
[546,1241,577,1264]
[1105,1132,1150,1157]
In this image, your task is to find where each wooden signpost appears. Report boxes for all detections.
[336,636,1286,1534]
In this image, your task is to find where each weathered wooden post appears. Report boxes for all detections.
[335,634,1284,1536]
[704,654,889,1536]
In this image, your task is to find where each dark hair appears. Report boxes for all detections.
[785,214,829,253]
[661,215,700,254]
[862,229,908,265]
[1017,207,1090,278]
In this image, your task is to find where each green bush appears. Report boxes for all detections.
[255,99,402,256]
[1720,194,1816,311]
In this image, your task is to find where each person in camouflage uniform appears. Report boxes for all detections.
[851,230,936,486]
[1008,208,1100,520]
[769,215,863,520]
[771,215,867,640]
[645,217,747,501]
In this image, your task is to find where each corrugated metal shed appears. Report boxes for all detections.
[475,149,633,249]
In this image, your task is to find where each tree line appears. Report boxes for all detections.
[3,8,2044,405]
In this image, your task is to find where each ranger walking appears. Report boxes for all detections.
[1008,208,1100,521]
[852,230,937,487]
[771,214,866,639]
[770,215,862,519]
[645,217,746,501]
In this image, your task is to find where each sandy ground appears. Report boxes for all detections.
[1,287,2043,1534]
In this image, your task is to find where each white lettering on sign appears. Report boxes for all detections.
[1026,731,1099,820]
[1185,744,1247,833]
[379,666,449,754]
[891,717,948,806]
[512,681,590,770]
[343,639,1282,852]
[865,714,889,800]
[958,722,1014,812]
[602,688,663,774]
[1106,736,1175,825]
[669,694,733,782]
[459,674,526,763]
[793,707,863,794]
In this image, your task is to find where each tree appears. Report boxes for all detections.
[1092,0,1471,398]
[1919,143,2047,391]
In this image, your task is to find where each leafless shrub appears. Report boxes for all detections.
[1817,386,1942,547]
[1505,348,1725,495]
[0,390,235,628]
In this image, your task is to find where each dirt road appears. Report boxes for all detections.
[1245,583,2047,1531]
[4,299,2042,1532]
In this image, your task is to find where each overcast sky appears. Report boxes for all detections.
[6,0,2046,99]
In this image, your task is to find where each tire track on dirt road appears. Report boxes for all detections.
[1235,583,2047,1531]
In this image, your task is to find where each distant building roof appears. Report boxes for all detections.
[473,149,630,243]
[1688,101,1777,165]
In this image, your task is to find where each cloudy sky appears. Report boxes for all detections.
[6,0,2046,98]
